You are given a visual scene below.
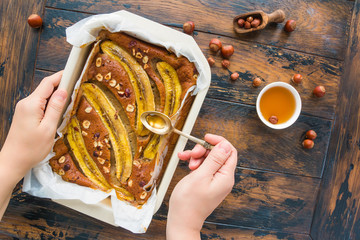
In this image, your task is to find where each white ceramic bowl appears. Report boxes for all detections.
[256,82,301,129]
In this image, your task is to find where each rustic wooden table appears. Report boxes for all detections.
[1,0,359,239]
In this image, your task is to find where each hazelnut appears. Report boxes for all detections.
[252,77,262,87]
[133,160,141,168]
[97,157,105,165]
[221,45,234,59]
[115,84,121,90]
[117,91,125,97]
[268,115,278,124]
[144,63,149,69]
[246,16,254,23]
[292,74,303,84]
[251,18,261,28]
[82,120,91,129]
[82,131,88,137]
[221,59,230,69]
[209,39,222,52]
[183,21,195,34]
[237,18,245,28]
[135,52,143,59]
[109,79,117,87]
[58,156,66,164]
[128,179,133,187]
[103,166,110,174]
[95,73,103,82]
[306,130,317,140]
[244,21,251,29]
[84,106,92,113]
[126,104,135,112]
[284,20,296,32]
[96,57,102,67]
[313,85,326,97]
[207,57,215,67]
[302,139,314,149]
[105,72,111,80]
[140,191,147,199]
[230,72,239,81]
[142,56,149,64]
[58,169,65,176]
[27,14,43,28]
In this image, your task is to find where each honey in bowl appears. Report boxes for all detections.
[259,86,296,124]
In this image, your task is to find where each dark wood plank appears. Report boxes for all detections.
[45,0,353,60]
[190,98,332,177]
[310,1,360,239]
[0,0,44,145]
[32,69,55,91]
[37,8,342,120]
[157,162,320,234]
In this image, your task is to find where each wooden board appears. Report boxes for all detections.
[0,0,44,145]
[310,1,360,239]
[45,0,353,60]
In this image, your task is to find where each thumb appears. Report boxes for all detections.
[197,140,232,176]
[42,89,67,129]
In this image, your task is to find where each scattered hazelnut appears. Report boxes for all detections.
[109,79,117,87]
[133,160,141,168]
[237,18,245,28]
[252,77,262,87]
[246,16,254,23]
[302,139,314,149]
[117,91,125,97]
[27,14,43,28]
[126,104,135,112]
[244,21,251,29]
[292,74,303,84]
[58,169,65,176]
[142,56,148,64]
[284,20,296,32]
[221,45,234,59]
[207,57,215,67]
[103,166,110,174]
[221,59,230,69]
[251,18,261,28]
[144,63,149,69]
[96,57,102,67]
[82,120,91,129]
[115,84,121,90]
[97,157,105,165]
[268,115,278,124]
[96,73,103,82]
[230,72,239,81]
[58,156,66,164]
[193,74,198,80]
[84,106,92,113]
[209,39,222,52]
[313,85,326,97]
[105,72,111,80]
[183,21,195,34]
[128,179,133,187]
[82,131,88,137]
[140,191,147,199]
[135,52,143,59]
[306,130,317,140]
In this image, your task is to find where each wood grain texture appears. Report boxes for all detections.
[156,162,320,234]
[310,1,360,239]
[37,8,342,120]
[45,0,353,60]
[0,0,44,146]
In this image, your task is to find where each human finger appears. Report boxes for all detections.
[188,156,205,170]
[32,71,63,100]
[190,144,207,159]
[41,89,67,131]
[178,150,192,161]
[204,134,226,146]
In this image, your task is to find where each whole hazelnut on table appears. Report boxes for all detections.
[183,21,195,34]
[244,21,251,29]
[237,19,245,28]
[221,59,230,69]
[230,72,239,81]
[207,57,215,67]
[221,45,234,58]
[268,115,278,124]
[284,20,296,32]
[306,130,317,140]
[292,74,303,84]
[302,139,314,149]
[27,14,43,28]
[209,38,222,52]
[251,18,261,28]
[246,16,254,23]
[252,77,262,87]
[313,85,326,97]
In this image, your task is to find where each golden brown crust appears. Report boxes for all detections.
[50,31,197,205]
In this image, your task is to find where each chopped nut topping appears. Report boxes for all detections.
[135,52,142,59]
[126,104,135,112]
[97,157,105,165]
[139,146,143,152]
[132,48,136,56]
[96,57,102,67]
[115,84,121,90]
[193,74,198,80]
[105,72,111,80]
[84,106,92,113]
[104,138,109,144]
[59,169,65,176]
[99,151,103,156]
[143,63,149,69]
[97,141,103,148]
[117,91,125,97]
[140,191,147,199]
[144,49,149,53]
[94,141,98,148]
[82,120,91,129]
[109,79,117,87]
[96,73,103,82]
[103,166,110,173]
[142,56,148,64]
[82,131,88,136]
[128,179,133,187]
[133,160,141,168]
[58,156,66,164]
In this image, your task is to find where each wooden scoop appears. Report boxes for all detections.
[233,9,285,34]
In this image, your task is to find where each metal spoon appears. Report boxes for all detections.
[140,111,213,150]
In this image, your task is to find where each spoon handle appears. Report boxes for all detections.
[173,128,214,150]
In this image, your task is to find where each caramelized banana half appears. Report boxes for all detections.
[81,83,133,184]
[67,117,112,190]
[100,40,155,136]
